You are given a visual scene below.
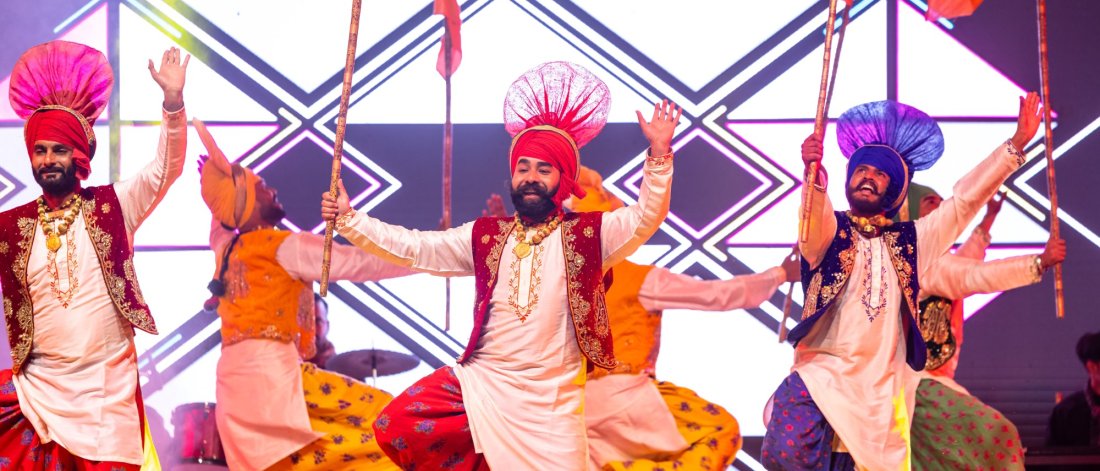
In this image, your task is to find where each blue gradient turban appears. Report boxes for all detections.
[838,100,944,218]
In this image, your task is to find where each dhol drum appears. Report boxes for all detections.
[172,402,225,465]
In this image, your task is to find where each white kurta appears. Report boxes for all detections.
[795,141,1025,470]
[336,155,672,469]
[918,227,1040,393]
[586,266,786,469]
[209,224,415,471]
[11,107,186,464]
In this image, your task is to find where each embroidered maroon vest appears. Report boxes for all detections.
[461,212,616,369]
[0,186,157,373]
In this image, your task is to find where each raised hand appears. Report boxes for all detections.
[801,133,824,167]
[321,179,350,223]
[1039,236,1066,270]
[1010,91,1042,152]
[636,99,681,157]
[148,47,189,111]
[978,191,1005,233]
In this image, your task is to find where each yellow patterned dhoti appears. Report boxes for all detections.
[269,363,399,471]
[603,380,741,471]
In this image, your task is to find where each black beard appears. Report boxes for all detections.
[261,204,286,225]
[35,164,79,197]
[510,181,558,222]
[846,180,885,216]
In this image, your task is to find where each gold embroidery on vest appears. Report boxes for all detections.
[883,232,918,319]
[101,202,111,214]
[561,218,614,368]
[11,217,37,371]
[583,226,595,238]
[803,272,822,317]
[480,234,490,245]
[0,242,7,254]
[484,219,512,288]
[83,198,156,334]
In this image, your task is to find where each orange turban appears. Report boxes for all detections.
[195,118,259,228]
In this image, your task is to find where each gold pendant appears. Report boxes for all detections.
[46,233,61,252]
[513,241,532,259]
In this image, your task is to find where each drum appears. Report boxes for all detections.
[172,402,225,465]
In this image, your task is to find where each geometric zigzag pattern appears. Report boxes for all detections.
[1,1,1093,468]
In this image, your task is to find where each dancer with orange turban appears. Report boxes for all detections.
[195,120,413,471]
[563,166,799,471]
[322,61,679,470]
[0,41,188,469]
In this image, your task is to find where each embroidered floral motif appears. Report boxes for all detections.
[0,242,7,254]
[101,202,111,214]
[583,226,595,238]
[480,234,490,244]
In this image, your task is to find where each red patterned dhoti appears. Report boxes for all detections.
[0,369,141,471]
[373,367,490,471]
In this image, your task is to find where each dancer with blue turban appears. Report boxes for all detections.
[761,93,1041,470]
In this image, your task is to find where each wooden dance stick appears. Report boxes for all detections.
[320,0,364,297]
[1036,0,1065,318]
[800,0,841,243]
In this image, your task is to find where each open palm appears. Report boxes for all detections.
[636,99,681,156]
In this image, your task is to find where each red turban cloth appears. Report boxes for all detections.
[504,62,611,208]
[9,41,114,181]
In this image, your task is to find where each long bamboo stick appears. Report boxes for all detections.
[800,0,842,243]
[320,0,364,297]
[1036,0,1065,318]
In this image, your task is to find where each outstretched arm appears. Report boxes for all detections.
[601,101,679,266]
[638,265,791,312]
[916,93,1041,277]
[922,236,1064,300]
[322,179,475,276]
[955,192,1004,260]
[278,232,419,283]
[117,47,190,236]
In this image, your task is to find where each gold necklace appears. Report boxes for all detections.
[511,215,561,259]
[45,229,80,307]
[37,194,82,252]
[847,211,891,237]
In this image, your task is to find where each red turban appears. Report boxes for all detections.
[9,41,113,181]
[24,108,95,180]
[504,62,610,209]
[509,126,583,206]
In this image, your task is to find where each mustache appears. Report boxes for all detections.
[515,181,551,196]
[36,164,65,175]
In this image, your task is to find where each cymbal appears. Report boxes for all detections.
[324,349,420,379]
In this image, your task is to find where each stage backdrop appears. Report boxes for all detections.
[1,1,1097,469]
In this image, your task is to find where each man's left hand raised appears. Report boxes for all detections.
[636,99,681,157]
[148,47,190,112]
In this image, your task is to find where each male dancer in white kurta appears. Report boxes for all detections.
[761,95,1041,470]
[0,43,188,468]
[322,63,680,470]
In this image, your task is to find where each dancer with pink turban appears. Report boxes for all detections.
[0,41,188,469]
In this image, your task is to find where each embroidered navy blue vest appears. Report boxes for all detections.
[787,211,927,371]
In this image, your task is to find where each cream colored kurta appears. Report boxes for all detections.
[796,141,1025,471]
[586,266,785,469]
[918,227,1040,393]
[336,155,672,469]
[12,107,186,465]
[209,224,415,471]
